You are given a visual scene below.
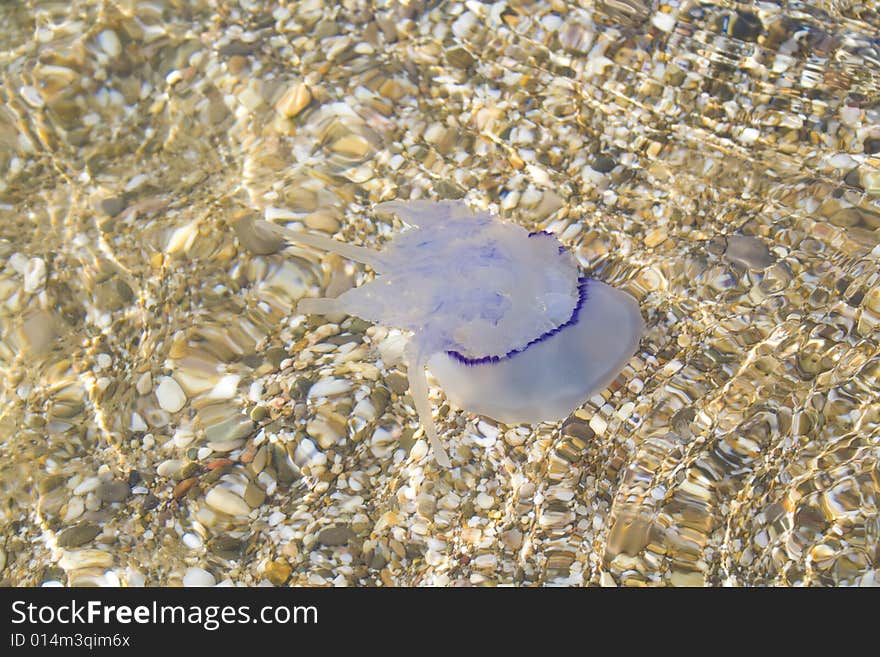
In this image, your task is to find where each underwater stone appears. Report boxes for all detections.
[155,376,186,413]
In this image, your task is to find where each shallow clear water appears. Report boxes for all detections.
[0,0,878,586]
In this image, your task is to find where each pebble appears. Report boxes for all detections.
[306,418,342,448]
[589,414,608,436]
[57,523,100,548]
[135,372,152,396]
[207,374,240,400]
[738,127,760,145]
[20,85,44,108]
[304,210,340,233]
[23,257,46,293]
[370,427,396,458]
[73,477,101,496]
[329,135,371,159]
[96,480,130,503]
[130,412,148,432]
[265,559,292,586]
[475,493,495,510]
[97,29,122,57]
[501,529,522,550]
[59,549,113,571]
[307,378,352,398]
[99,197,125,217]
[600,572,617,587]
[182,533,203,549]
[592,155,616,173]
[155,376,187,413]
[275,84,311,118]
[353,398,376,421]
[205,486,251,516]
[182,567,215,587]
[141,494,160,511]
[840,106,861,127]
[317,525,354,546]
[62,496,85,522]
[385,371,409,395]
[724,235,774,270]
[244,482,266,508]
[651,11,676,32]
[156,459,184,478]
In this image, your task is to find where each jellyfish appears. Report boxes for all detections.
[273,200,644,466]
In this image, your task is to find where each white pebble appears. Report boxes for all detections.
[135,371,152,395]
[452,11,476,38]
[124,173,149,192]
[828,153,856,170]
[840,105,861,127]
[616,401,635,420]
[97,29,122,57]
[182,533,203,549]
[307,378,352,398]
[352,398,376,421]
[651,11,676,32]
[172,425,194,448]
[541,14,563,31]
[473,554,497,569]
[156,460,184,478]
[20,85,44,108]
[207,374,240,400]
[126,569,145,587]
[63,496,85,522]
[8,252,28,274]
[155,376,187,413]
[475,492,494,509]
[182,567,215,587]
[130,412,148,432]
[205,487,251,516]
[23,257,46,293]
[738,127,760,145]
[73,476,101,496]
[589,414,607,436]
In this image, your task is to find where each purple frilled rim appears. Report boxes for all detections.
[445,275,591,366]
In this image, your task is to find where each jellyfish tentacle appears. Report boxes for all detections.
[297,297,340,315]
[272,224,384,269]
[405,343,451,467]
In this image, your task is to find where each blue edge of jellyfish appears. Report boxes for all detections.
[446,275,591,366]
[447,231,588,366]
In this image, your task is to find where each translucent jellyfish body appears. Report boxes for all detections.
[282,200,644,466]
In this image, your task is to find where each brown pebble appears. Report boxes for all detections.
[317,524,355,546]
[239,443,257,464]
[275,84,311,118]
[264,559,292,586]
[141,494,160,511]
[96,480,130,503]
[206,458,235,471]
[172,477,198,499]
[385,371,409,395]
[57,523,100,548]
[228,55,247,74]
